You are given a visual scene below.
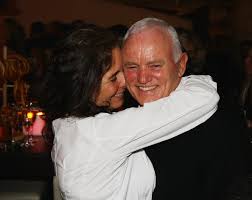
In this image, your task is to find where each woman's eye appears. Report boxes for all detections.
[110,76,117,82]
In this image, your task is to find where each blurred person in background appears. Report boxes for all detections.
[240,40,252,129]
[4,18,26,56]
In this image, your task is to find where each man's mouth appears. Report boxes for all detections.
[138,86,156,91]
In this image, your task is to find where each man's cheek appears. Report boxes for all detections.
[124,70,137,82]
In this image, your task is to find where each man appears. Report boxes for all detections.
[122,18,248,200]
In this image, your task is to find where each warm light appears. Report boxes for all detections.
[32,113,46,136]
[27,112,34,119]
[36,112,44,116]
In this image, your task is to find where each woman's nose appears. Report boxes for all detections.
[118,72,126,88]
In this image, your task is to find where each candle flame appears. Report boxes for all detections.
[36,112,44,116]
[27,112,34,119]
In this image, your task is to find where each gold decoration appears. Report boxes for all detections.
[0,52,30,106]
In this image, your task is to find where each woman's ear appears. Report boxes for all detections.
[177,53,188,77]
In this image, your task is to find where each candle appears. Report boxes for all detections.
[32,113,46,136]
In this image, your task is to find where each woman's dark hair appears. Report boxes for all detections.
[36,25,120,139]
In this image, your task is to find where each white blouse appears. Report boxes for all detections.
[52,75,219,200]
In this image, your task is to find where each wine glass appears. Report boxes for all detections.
[23,97,40,147]
[24,109,37,147]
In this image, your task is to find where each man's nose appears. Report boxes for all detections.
[137,69,151,84]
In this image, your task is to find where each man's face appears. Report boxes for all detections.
[122,27,187,105]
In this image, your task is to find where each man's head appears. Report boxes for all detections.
[122,17,188,105]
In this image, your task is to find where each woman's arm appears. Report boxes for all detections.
[81,75,219,155]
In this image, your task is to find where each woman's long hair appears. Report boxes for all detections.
[35,25,120,141]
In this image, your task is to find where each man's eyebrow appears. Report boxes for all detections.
[147,60,165,65]
[123,62,138,66]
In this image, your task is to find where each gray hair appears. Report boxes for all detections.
[123,17,182,62]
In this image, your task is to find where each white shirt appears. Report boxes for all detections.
[52,75,219,200]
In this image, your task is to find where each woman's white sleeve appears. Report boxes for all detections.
[92,75,219,155]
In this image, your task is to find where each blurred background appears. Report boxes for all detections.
[0,1,251,199]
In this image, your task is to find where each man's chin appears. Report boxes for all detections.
[138,97,160,105]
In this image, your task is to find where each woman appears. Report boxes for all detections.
[38,25,219,199]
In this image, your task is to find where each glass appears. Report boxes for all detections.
[23,101,38,147]
[23,112,34,147]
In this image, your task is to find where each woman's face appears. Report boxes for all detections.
[95,48,126,110]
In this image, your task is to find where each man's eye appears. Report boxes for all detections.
[150,64,161,68]
[124,64,137,70]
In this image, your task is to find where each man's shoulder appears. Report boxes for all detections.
[198,105,245,132]
[146,105,246,154]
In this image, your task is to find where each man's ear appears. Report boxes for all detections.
[177,53,188,77]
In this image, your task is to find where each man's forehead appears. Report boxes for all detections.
[124,28,171,48]
[130,26,169,38]
[123,33,172,60]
